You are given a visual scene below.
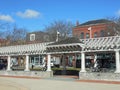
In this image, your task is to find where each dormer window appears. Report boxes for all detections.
[30,34,35,41]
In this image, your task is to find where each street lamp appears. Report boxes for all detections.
[56,31,60,42]
[88,27,92,38]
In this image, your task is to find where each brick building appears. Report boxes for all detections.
[73,19,113,39]
[0,39,10,47]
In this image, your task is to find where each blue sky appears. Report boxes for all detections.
[0,0,120,32]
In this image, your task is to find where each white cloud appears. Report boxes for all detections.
[16,9,41,18]
[0,14,14,22]
[116,9,120,16]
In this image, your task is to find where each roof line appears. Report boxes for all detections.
[47,43,84,47]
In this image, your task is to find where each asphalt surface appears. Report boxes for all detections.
[0,76,120,90]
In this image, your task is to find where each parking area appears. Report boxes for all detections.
[0,75,120,90]
[0,77,29,90]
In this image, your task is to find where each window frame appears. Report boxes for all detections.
[30,34,35,41]
[80,32,84,39]
[94,32,98,38]
[86,33,90,38]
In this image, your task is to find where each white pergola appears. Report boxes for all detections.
[0,42,51,56]
[46,36,120,73]
[0,42,52,71]
[81,36,120,52]
[0,36,120,73]
[80,36,120,73]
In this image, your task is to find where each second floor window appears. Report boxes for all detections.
[30,34,35,41]
[100,30,105,37]
[94,32,98,38]
[80,32,84,39]
[86,33,90,38]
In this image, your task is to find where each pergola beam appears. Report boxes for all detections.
[0,42,51,56]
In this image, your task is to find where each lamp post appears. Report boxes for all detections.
[56,31,60,42]
[88,27,92,38]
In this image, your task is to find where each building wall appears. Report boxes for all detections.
[26,31,50,43]
[73,23,108,39]
[0,39,11,47]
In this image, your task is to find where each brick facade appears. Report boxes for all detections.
[73,19,111,39]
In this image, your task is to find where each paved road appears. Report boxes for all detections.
[0,76,120,90]
[0,77,28,90]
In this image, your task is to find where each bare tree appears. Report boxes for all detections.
[0,21,11,46]
[44,20,74,41]
[106,17,120,36]
[10,26,27,45]
[0,22,27,46]
[0,21,10,38]
[1,25,28,46]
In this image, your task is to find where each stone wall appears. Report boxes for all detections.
[0,71,53,78]
[79,72,120,81]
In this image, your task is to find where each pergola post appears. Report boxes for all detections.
[80,52,86,72]
[7,55,11,71]
[115,50,120,73]
[74,53,77,68]
[46,53,52,71]
[24,54,30,71]
[94,54,97,68]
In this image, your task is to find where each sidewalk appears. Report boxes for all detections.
[0,76,29,90]
[0,75,120,90]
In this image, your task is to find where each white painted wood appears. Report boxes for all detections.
[24,54,30,71]
[46,54,51,71]
[7,56,11,71]
[115,50,120,73]
[80,52,86,72]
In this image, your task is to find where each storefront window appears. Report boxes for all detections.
[29,55,45,67]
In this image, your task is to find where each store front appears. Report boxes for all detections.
[46,36,120,80]
[0,42,53,78]
[0,36,120,80]
[29,55,46,68]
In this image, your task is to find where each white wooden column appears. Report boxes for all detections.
[115,50,120,73]
[94,54,97,68]
[80,52,86,72]
[7,55,11,71]
[24,55,30,71]
[46,54,51,71]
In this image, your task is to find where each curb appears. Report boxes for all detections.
[76,79,120,84]
[0,75,41,79]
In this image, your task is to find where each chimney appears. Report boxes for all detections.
[76,21,79,26]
